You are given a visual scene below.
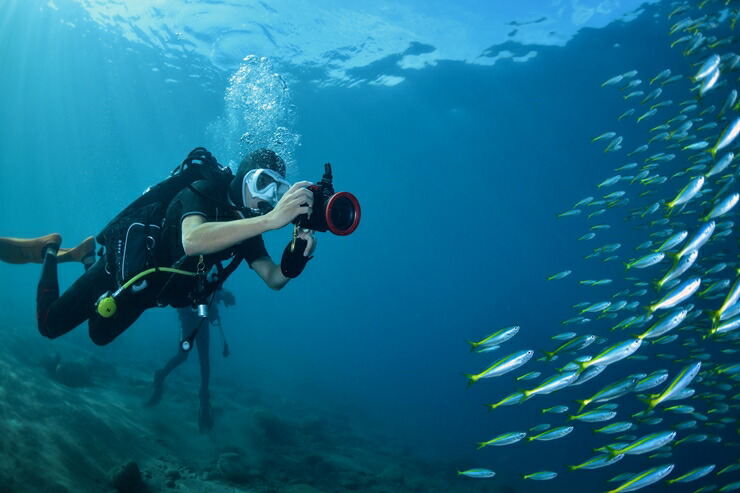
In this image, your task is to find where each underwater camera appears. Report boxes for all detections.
[295,163,361,235]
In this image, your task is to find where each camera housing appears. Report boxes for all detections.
[295,163,361,236]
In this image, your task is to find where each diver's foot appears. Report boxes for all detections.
[144,370,165,407]
[198,399,214,432]
[0,233,62,264]
[58,236,96,265]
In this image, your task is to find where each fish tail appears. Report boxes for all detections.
[542,350,556,362]
[464,373,478,388]
[476,441,488,450]
[466,341,478,352]
[566,465,579,472]
[575,399,588,413]
[651,278,664,293]
[637,394,656,411]
[707,310,720,328]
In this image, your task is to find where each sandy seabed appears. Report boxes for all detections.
[0,324,500,493]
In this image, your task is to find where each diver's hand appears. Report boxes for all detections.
[296,227,316,257]
[265,181,314,230]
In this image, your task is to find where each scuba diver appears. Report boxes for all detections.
[145,288,236,432]
[0,148,317,346]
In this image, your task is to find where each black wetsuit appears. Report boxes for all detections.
[37,180,269,345]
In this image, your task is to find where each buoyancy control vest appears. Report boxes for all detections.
[96,147,237,289]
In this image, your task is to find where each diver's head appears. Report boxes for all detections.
[229,149,289,213]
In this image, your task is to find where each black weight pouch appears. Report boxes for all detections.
[101,202,164,287]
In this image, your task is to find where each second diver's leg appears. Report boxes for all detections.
[195,325,213,431]
[146,307,197,407]
[145,346,189,407]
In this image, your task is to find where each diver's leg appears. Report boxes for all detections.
[145,340,190,407]
[57,236,96,270]
[145,308,198,406]
[86,289,149,346]
[195,325,213,431]
[37,244,111,339]
[0,234,61,264]
[195,325,211,396]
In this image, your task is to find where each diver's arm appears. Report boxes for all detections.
[251,230,317,290]
[181,183,314,256]
[182,214,272,256]
[251,257,290,290]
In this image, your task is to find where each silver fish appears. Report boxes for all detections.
[466,349,534,385]
[706,152,735,178]
[667,175,704,210]
[650,69,671,84]
[649,277,702,313]
[719,90,737,119]
[642,361,702,410]
[523,371,579,399]
[713,278,740,326]
[625,252,664,270]
[575,375,640,412]
[638,308,688,340]
[704,193,739,221]
[693,54,721,81]
[633,370,670,392]
[711,117,740,158]
[602,74,624,87]
[666,465,716,484]
[607,464,674,492]
[654,230,688,252]
[608,431,676,456]
[642,87,662,103]
[527,425,573,442]
[699,67,721,96]
[677,221,715,259]
[657,249,698,290]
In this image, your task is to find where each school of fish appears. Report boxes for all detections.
[461,1,740,492]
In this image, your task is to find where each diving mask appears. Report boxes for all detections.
[243,168,291,211]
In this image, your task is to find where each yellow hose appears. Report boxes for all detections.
[97,267,197,318]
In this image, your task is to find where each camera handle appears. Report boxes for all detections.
[319,163,334,195]
[281,223,312,278]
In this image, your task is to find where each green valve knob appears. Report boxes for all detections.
[97,296,117,318]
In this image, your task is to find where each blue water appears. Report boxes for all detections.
[1,0,739,492]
